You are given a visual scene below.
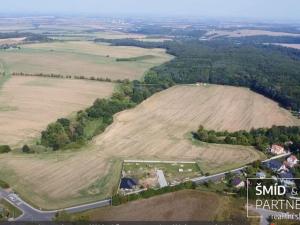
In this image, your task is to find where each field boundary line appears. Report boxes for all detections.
[123,159,196,164]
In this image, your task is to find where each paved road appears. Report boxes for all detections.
[191,153,290,185]
[191,166,247,184]
[0,189,111,221]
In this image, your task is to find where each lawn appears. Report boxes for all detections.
[123,162,202,185]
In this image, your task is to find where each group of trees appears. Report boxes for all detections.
[194,125,300,152]
[12,72,130,84]
[0,32,51,43]
[0,145,11,154]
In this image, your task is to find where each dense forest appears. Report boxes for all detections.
[95,38,300,110]
[194,125,300,152]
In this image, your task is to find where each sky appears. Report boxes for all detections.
[1,0,300,21]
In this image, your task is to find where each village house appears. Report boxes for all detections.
[270,144,286,155]
[287,155,298,168]
[279,172,295,186]
[264,160,282,172]
[231,177,245,188]
[120,177,138,191]
[279,162,289,173]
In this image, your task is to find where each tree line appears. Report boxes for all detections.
[11,72,128,83]
[194,125,300,152]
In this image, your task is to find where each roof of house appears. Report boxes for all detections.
[272,144,284,149]
[156,169,168,188]
[120,177,137,189]
[256,171,266,177]
[231,177,243,186]
[279,172,294,179]
[288,155,298,162]
[264,160,282,170]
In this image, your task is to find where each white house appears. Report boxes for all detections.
[270,144,286,155]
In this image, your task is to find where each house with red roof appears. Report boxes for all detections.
[270,144,286,155]
[287,155,298,168]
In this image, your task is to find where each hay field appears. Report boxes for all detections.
[0,76,115,145]
[0,41,172,80]
[206,29,300,39]
[0,84,277,209]
[94,84,298,168]
[72,190,258,224]
[0,37,26,45]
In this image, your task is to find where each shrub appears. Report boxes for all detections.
[22,145,31,153]
[0,180,10,188]
[0,145,11,154]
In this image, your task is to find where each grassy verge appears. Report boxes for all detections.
[0,199,22,219]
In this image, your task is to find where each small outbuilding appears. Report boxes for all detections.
[231,177,245,188]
